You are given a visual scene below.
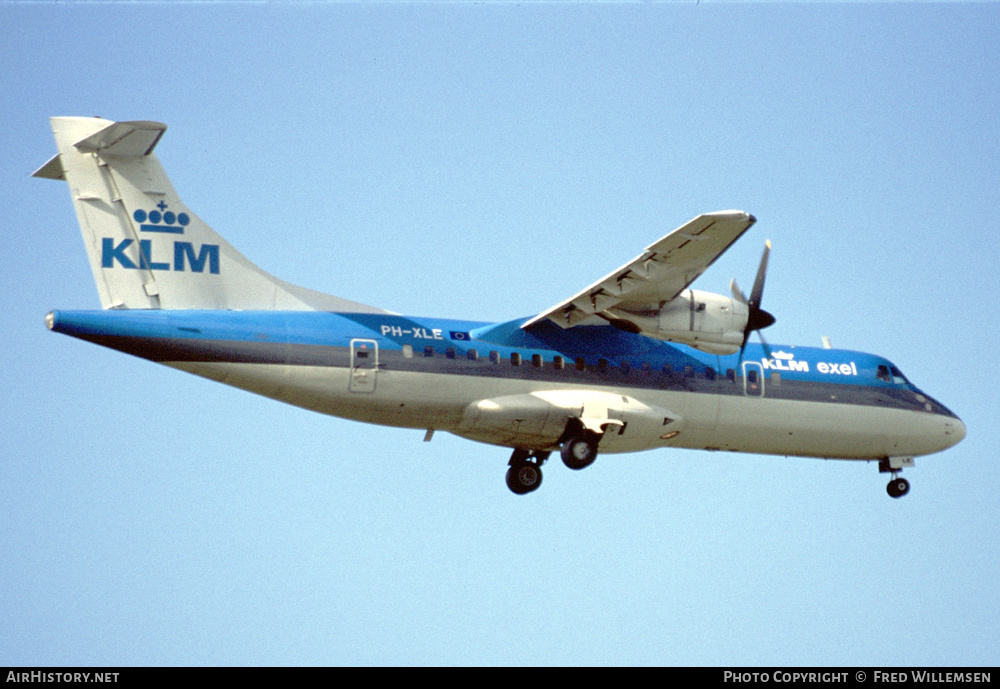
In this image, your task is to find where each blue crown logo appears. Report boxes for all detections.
[133,201,190,234]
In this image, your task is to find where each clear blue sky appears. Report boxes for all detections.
[2,1,998,666]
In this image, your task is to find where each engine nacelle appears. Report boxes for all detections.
[608,289,748,355]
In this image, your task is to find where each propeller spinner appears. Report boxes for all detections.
[730,240,776,361]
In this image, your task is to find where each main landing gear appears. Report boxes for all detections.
[506,449,550,495]
[880,457,914,499]
[506,430,603,495]
[560,431,600,471]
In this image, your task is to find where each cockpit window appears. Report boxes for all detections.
[890,366,909,385]
[877,364,909,385]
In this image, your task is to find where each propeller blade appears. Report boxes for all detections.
[730,278,748,305]
[748,239,771,310]
[736,240,777,368]
[758,330,773,360]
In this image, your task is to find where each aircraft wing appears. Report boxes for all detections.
[522,210,756,331]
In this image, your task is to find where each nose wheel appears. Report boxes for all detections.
[887,475,910,498]
[880,457,914,499]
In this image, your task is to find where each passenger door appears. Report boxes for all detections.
[349,339,378,393]
[742,361,764,397]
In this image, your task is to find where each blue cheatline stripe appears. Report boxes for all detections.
[46,310,961,415]
[45,309,960,418]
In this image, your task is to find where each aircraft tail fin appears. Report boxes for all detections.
[35,116,386,313]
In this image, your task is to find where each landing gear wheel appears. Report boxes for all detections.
[887,477,910,498]
[561,433,599,470]
[506,462,543,495]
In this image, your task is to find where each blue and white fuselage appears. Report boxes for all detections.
[47,308,963,462]
[35,116,964,497]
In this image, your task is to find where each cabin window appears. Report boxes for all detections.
[620,361,631,374]
[511,352,521,366]
[356,350,368,359]
[598,358,609,372]
[726,368,736,382]
[531,353,543,368]
[489,350,500,364]
[684,365,694,378]
[641,362,652,373]
[554,355,565,370]
[446,347,456,360]
[747,369,759,385]
[402,344,413,359]
[576,357,586,371]
[770,371,781,386]
[662,363,673,375]
[467,349,478,361]
[704,367,715,381]
[424,345,434,357]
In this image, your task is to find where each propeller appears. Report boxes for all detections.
[730,240,776,363]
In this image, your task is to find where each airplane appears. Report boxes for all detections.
[34,116,966,498]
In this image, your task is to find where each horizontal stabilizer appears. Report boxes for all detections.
[32,154,65,180]
[74,120,167,157]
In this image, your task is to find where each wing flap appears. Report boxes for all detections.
[524,210,756,331]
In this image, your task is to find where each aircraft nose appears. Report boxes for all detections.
[943,415,966,448]
[928,412,966,455]
[888,410,966,457]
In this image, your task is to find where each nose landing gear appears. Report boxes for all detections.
[886,475,910,498]
[880,457,914,499]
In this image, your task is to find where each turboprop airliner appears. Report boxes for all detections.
[35,117,965,498]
